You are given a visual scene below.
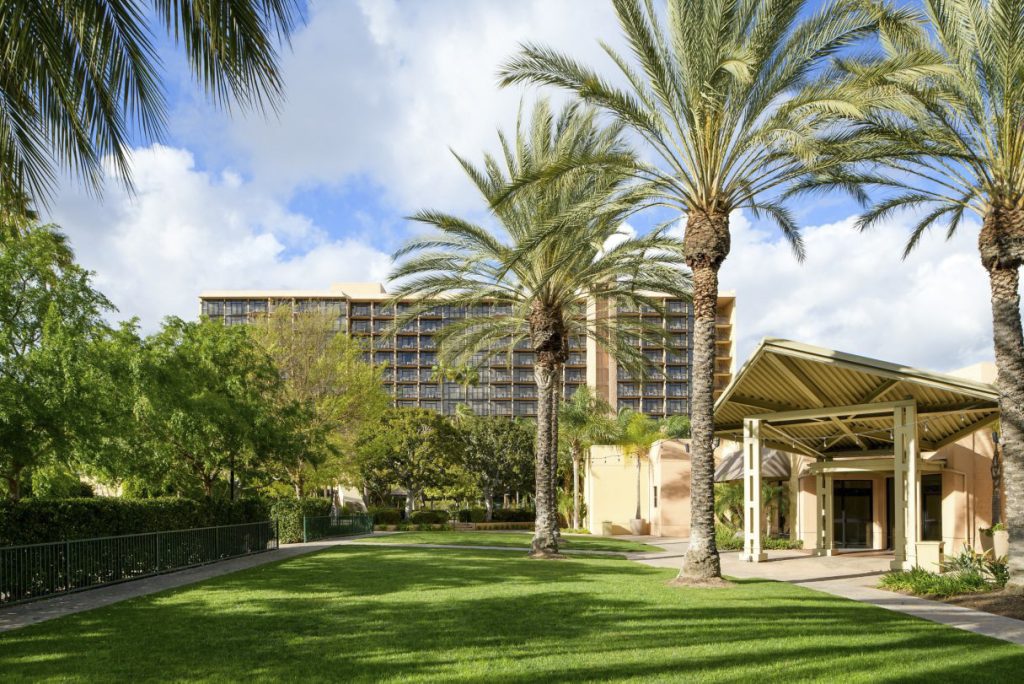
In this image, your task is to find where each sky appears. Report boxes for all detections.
[44,0,997,374]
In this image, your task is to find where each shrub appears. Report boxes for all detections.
[368,508,402,526]
[409,510,449,525]
[944,545,1009,588]
[762,536,803,550]
[0,497,271,546]
[269,498,332,544]
[456,508,487,523]
[491,508,534,522]
[879,566,991,598]
[715,524,742,551]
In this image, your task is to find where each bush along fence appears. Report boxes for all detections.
[303,514,373,543]
[0,520,278,606]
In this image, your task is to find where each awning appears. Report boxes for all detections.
[715,449,791,483]
[714,339,999,458]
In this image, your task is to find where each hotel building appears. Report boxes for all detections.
[199,282,736,419]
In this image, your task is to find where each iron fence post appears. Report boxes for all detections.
[155,531,160,572]
[302,516,308,544]
[64,540,70,591]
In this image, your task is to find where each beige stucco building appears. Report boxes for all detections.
[586,339,1005,572]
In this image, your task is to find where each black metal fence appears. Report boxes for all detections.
[0,520,278,606]
[303,514,373,542]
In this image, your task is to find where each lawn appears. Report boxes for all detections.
[2,547,1023,682]
[361,530,664,553]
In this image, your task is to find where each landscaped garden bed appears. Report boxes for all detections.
[357,530,664,553]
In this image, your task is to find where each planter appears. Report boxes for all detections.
[993,530,1009,559]
[628,518,646,535]
[601,521,614,536]
[981,529,1010,559]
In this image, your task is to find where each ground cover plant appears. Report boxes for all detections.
[361,531,662,553]
[2,546,1024,682]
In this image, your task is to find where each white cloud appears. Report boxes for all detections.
[47,145,391,330]
[719,211,998,372]
[222,0,621,212]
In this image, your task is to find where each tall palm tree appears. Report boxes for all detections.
[499,0,897,578]
[389,99,691,557]
[616,408,662,530]
[0,1,301,207]
[559,385,615,529]
[804,0,1024,586]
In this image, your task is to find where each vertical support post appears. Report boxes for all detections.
[742,419,766,562]
[814,473,834,556]
[303,516,308,544]
[789,454,801,542]
[891,402,919,570]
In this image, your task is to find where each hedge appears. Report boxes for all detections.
[491,508,534,522]
[0,497,270,547]
[368,508,402,525]
[269,498,333,544]
[409,510,449,525]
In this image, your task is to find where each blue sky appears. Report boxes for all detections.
[45,0,998,373]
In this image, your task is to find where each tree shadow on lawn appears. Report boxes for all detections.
[1,546,1022,682]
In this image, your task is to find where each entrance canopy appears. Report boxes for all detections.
[714,339,999,459]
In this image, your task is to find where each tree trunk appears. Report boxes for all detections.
[987,264,1024,584]
[5,472,20,501]
[680,209,728,580]
[484,487,494,522]
[549,364,562,541]
[572,446,581,530]
[531,360,560,556]
[992,439,1003,527]
[405,490,415,518]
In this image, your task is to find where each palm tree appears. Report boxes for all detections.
[804,0,1024,586]
[0,1,301,207]
[616,408,662,531]
[499,0,895,578]
[389,99,691,557]
[559,385,615,529]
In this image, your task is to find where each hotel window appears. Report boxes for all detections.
[380,368,394,381]
[492,386,512,399]
[667,399,687,414]
[667,317,687,331]
[443,306,466,319]
[514,338,532,350]
[374,303,394,317]
[494,403,512,415]
[666,366,688,380]
[202,300,224,316]
[643,399,664,414]
[666,351,687,364]
[419,351,437,365]
[373,319,391,333]
[492,369,512,382]
[419,335,436,350]
[420,319,441,332]
[567,352,585,365]
[618,383,639,397]
[419,369,435,381]
[249,300,268,314]
[670,334,687,348]
[396,385,418,398]
[564,384,579,399]
[373,337,392,350]
[513,369,533,382]
[666,300,687,313]
[420,385,441,399]
[643,384,663,397]
[469,401,489,415]
[351,320,371,334]
[565,369,584,383]
[397,368,418,381]
[667,383,687,398]
[420,401,440,411]
[397,352,418,365]
[514,352,535,366]
[227,300,247,316]
[513,385,537,398]
[397,336,418,349]
[375,352,393,365]
[618,399,640,412]
[351,303,371,317]
[468,386,489,400]
[643,349,663,363]
[514,401,536,415]
[398,400,417,408]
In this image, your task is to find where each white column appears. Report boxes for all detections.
[742,419,766,562]
[891,403,919,570]
[814,473,834,556]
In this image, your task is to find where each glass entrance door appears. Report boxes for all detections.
[833,480,873,549]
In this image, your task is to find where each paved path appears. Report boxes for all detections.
[0,537,360,634]
[634,541,1024,647]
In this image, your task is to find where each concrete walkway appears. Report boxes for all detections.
[0,537,360,634]
[633,540,1024,647]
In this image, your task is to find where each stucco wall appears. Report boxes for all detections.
[586,444,652,535]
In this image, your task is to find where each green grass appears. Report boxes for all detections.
[361,530,664,553]
[2,547,1023,682]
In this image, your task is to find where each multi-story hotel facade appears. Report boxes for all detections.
[199,282,736,419]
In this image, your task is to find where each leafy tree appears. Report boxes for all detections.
[559,385,615,529]
[250,306,388,497]
[353,408,463,517]
[499,0,896,578]
[616,409,662,523]
[390,99,690,557]
[806,0,1024,587]
[0,222,113,499]
[0,0,302,205]
[457,414,535,520]
[429,362,479,409]
[660,415,691,439]
[139,317,280,498]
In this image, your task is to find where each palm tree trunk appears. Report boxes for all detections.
[987,263,1024,586]
[572,446,581,529]
[549,365,562,540]
[680,209,728,580]
[531,359,560,556]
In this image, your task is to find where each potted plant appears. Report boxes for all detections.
[982,523,1009,558]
